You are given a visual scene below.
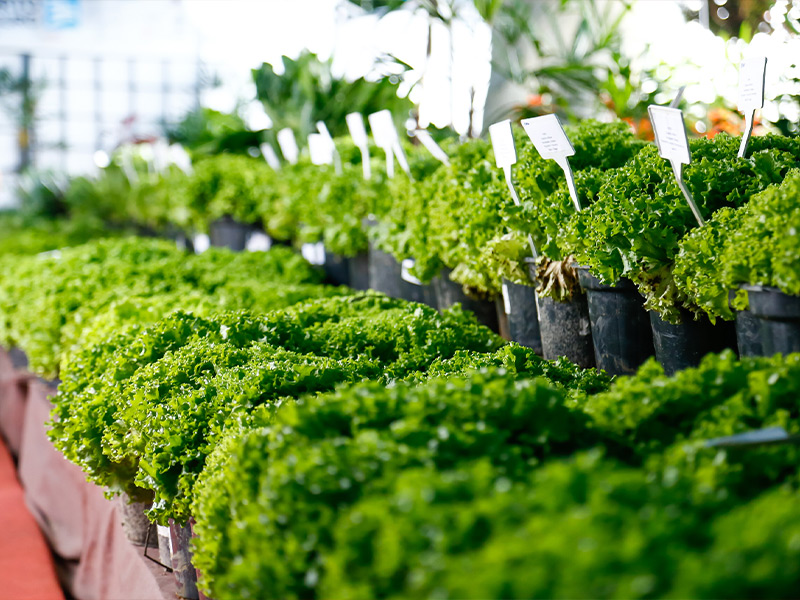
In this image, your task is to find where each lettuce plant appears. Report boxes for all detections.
[565,133,800,321]
[674,168,800,320]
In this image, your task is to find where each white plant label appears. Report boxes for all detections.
[316,121,342,173]
[246,231,271,252]
[648,106,691,165]
[168,144,193,174]
[737,56,767,158]
[301,242,326,266]
[193,233,210,254]
[277,128,299,165]
[157,525,173,556]
[520,114,581,212]
[401,258,422,286]
[369,110,400,178]
[488,119,516,169]
[393,140,412,177]
[346,112,369,147]
[489,119,537,259]
[738,57,767,110]
[414,129,450,165]
[501,283,511,315]
[260,143,281,169]
[346,112,372,180]
[308,133,334,165]
[520,114,574,160]
[648,105,704,226]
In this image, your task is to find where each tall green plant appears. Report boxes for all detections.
[253,50,413,144]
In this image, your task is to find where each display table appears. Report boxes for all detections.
[0,348,176,600]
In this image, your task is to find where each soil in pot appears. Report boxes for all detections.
[649,309,738,376]
[208,216,250,252]
[368,245,403,297]
[525,258,594,368]
[576,267,654,376]
[501,279,542,354]
[433,268,500,334]
[743,285,800,356]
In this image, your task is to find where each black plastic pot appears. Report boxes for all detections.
[525,259,594,368]
[433,268,500,334]
[735,309,764,357]
[501,279,542,354]
[495,297,511,341]
[209,216,250,252]
[368,245,403,297]
[8,347,28,370]
[744,285,800,355]
[576,267,654,376]
[323,250,351,287]
[396,259,438,309]
[649,309,738,376]
[348,252,370,291]
[164,226,195,253]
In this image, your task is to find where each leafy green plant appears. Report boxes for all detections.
[0,213,121,257]
[185,154,276,232]
[565,133,800,321]
[253,50,413,144]
[50,292,503,522]
[165,107,263,159]
[674,168,800,320]
[191,369,599,598]
[0,239,330,377]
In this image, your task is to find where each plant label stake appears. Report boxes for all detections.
[401,258,422,285]
[369,110,412,179]
[308,133,334,166]
[302,242,326,266]
[260,143,281,169]
[369,110,397,178]
[737,56,767,159]
[316,121,342,174]
[705,426,800,448]
[414,129,450,165]
[346,112,371,180]
[648,105,704,226]
[277,128,299,165]
[488,119,537,259]
[520,114,580,212]
[501,282,511,314]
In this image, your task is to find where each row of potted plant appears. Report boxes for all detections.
[2,232,799,598]
[41,119,800,377]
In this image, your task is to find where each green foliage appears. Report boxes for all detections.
[191,369,599,598]
[50,292,503,523]
[675,168,800,320]
[253,50,413,143]
[584,350,800,501]
[566,133,800,321]
[193,348,800,599]
[0,213,121,257]
[186,154,275,232]
[165,107,262,159]
[0,238,330,377]
[14,169,70,220]
[322,453,711,600]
